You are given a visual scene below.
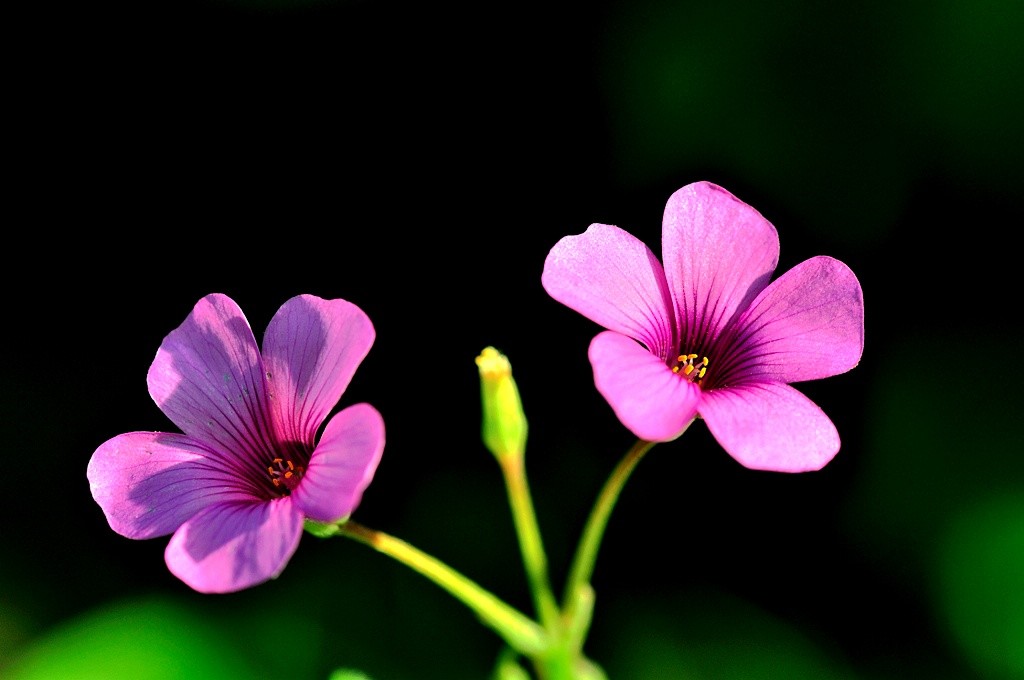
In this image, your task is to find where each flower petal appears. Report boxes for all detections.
[699,382,840,472]
[542,224,676,360]
[732,256,865,383]
[164,498,303,593]
[147,294,274,473]
[662,182,780,348]
[589,330,700,442]
[87,432,258,539]
[292,403,386,523]
[261,295,375,446]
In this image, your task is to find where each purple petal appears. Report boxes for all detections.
[292,403,385,523]
[87,432,258,539]
[262,295,375,446]
[589,331,700,442]
[147,294,274,473]
[733,256,865,383]
[542,224,677,360]
[699,382,840,472]
[164,498,303,593]
[661,182,780,349]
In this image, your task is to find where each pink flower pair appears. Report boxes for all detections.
[89,181,863,594]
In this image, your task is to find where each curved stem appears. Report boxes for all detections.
[561,439,657,618]
[336,520,549,657]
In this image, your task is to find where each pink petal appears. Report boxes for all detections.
[262,295,376,446]
[164,498,304,593]
[589,331,700,442]
[147,294,273,472]
[661,182,780,348]
[87,432,257,539]
[699,382,840,472]
[542,224,677,360]
[733,256,865,383]
[292,403,386,523]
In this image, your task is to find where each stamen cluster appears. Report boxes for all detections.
[672,353,708,383]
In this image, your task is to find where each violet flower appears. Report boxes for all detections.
[541,181,864,472]
[88,293,385,593]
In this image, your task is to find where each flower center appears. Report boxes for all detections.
[671,353,708,384]
[267,457,305,494]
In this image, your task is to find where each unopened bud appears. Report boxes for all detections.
[475,346,528,461]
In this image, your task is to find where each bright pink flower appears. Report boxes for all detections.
[542,181,864,472]
[88,294,385,593]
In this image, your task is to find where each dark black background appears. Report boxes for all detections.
[6,1,1023,679]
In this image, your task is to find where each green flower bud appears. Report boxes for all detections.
[476,346,528,461]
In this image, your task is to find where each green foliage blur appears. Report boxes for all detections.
[5,0,1022,678]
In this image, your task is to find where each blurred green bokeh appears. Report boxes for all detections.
[846,334,1024,576]
[604,587,855,680]
[328,670,374,680]
[845,333,1024,679]
[4,597,257,680]
[601,0,1024,247]
[936,495,1024,680]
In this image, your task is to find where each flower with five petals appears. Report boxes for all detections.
[542,181,864,472]
[88,293,385,592]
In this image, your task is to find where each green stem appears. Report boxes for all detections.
[499,454,562,632]
[336,520,549,657]
[561,439,657,620]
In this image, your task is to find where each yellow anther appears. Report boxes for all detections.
[267,456,306,494]
[673,351,711,383]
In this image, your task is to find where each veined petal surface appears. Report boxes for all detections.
[732,256,865,384]
[699,382,840,472]
[165,498,304,594]
[88,432,256,539]
[91,292,384,593]
[147,294,274,475]
[589,331,700,442]
[662,182,780,348]
[292,403,385,523]
[543,223,676,359]
[262,295,376,446]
